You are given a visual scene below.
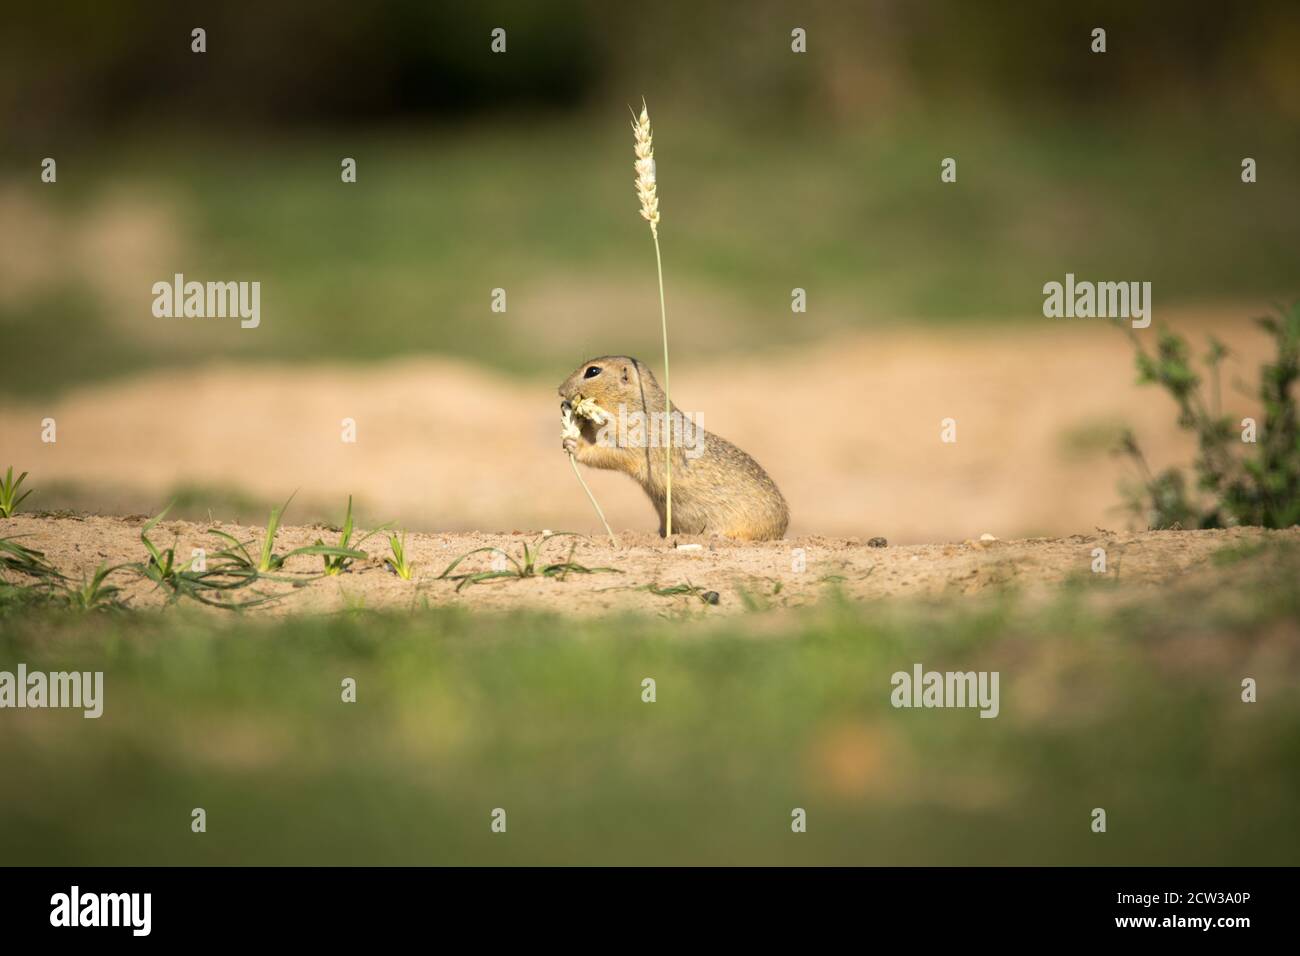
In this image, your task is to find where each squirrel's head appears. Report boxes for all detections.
[558,356,661,412]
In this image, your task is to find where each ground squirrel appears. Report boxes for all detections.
[558,356,789,540]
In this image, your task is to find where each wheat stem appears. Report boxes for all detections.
[652,226,672,536]
[569,452,620,549]
[632,99,673,536]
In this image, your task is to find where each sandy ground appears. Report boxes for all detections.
[0,305,1278,544]
[4,514,1294,616]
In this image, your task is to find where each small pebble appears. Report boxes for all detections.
[979,533,998,542]
[676,543,703,551]
[702,591,720,605]
[867,536,888,548]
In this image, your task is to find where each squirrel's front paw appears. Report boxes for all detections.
[562,436,578,456]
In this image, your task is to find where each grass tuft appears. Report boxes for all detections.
[385,532,415,581]
[0,535,61,583]
[64,562,133,611]
[316,495,389,576]
[0,467,33,518]
[438,533,621,592]
[208,493,365,579]
[138,506,273,608]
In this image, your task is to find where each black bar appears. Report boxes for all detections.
[0,867,1281,942]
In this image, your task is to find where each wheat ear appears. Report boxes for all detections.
[632,99,673,536]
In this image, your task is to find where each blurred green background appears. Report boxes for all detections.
[3,541,1298,865]
[1,0,1297,397]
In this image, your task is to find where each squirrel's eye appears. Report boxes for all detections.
[583,366,602,379]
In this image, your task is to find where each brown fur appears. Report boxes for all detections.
[558,356,789,540]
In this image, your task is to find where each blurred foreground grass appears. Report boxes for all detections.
[2,113,1296,397]
[1,541,1297,865]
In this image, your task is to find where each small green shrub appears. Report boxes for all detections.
[1118,302,1300,529]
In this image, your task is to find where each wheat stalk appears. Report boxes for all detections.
[632,99,674,536]
[568,455,619,549]
[562,400,620,549]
